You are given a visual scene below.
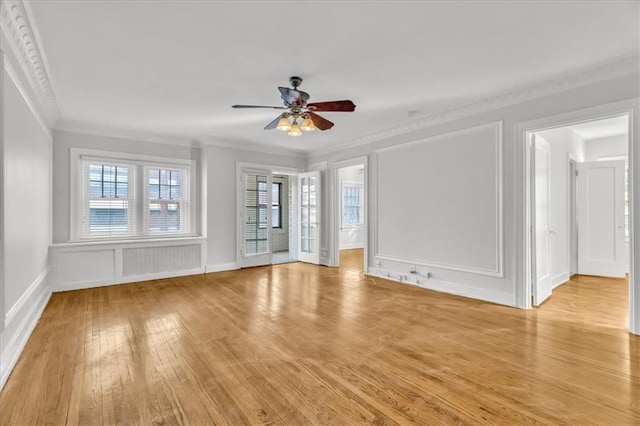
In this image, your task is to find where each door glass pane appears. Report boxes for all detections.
[245,173,269,255]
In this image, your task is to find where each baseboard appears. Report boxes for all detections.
[54,267,206,293]
[1,268,52,390]
[368,268,515,306]
[339,243,365,250]
[205,263,239,273]
[5,266,50,326]
[552,272,571,289]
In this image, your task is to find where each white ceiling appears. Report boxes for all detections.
[27,1,640,152]
[569,115,629,141]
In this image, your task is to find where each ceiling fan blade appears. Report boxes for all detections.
[307,100,356,112]
[278,87,300,105]
[264,115,282,130]
[308,111,334,131]
[231,104,287,109]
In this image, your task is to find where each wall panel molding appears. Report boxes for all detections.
[373,121,504,277]
[4,266,49,326]
[0,266,51,390]
[0,0,61,126]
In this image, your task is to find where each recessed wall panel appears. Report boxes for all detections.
[375,122,502,276]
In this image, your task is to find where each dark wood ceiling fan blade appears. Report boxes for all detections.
[231,104,287,109]
[264,115,282,130]
[308,111,334,130]
[307,100,356,112]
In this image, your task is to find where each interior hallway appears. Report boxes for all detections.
[0,259,637,424]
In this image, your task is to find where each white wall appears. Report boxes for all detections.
[536,127,586,287]
[204,144,305,271]
[585,134,628,161]
[1,58,53,388]
[308,72,639,307]
[339,165,364,249]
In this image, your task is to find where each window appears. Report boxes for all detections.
[341,181,363,228]
[147,168,185,234]
[75,150,195,240]
[84,163,131,237]
[272,182,282,229]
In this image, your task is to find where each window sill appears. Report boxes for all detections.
[53,235,205,249]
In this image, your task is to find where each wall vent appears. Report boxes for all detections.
[122,244,201,277]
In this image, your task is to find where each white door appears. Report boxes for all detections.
[239,169,272,268]
[533,135,553,306]
[577,160,626,277]
[298,171,320,264]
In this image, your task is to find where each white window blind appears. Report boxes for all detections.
[79,155,193,240]
[341,181,363,228]
[82,161,133,237]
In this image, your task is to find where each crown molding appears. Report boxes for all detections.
[54,121,199,149]
[309,54,640,158]
[195,135,307,159]
[1,0,61,126]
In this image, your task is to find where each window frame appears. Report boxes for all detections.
[70,148,197,242]
[272,181,282,229]
[340,180,364,229]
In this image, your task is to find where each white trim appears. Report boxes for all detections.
[0,269,51,390]
[3,58,52,140]
[0,50,4,331]
[308,54,638,158]
[4,266,50,325]
[0,0,61,126]
[372,121,504,278]
[205,262,240,273]
[552,272,570,289]
[517,98,638,336]
[369,268,514,306]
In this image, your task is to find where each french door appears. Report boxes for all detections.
[239,168,272,267]
[298,171,321,264]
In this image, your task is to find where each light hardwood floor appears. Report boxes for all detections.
[1,250,638,424]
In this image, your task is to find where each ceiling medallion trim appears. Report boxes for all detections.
[310,54,639,157]
[1,0,61,126]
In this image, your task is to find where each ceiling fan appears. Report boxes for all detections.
[231,76,356,136]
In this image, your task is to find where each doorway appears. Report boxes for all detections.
[331,157,367,272]
[528,114,630,309]
[271,174,294,264]
[236,163,299,268]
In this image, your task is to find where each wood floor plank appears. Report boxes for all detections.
[1,250,639,425]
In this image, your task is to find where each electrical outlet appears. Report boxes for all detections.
[409,265,416,273]
[375,260,382,267]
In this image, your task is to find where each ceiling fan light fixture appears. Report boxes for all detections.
[288,122,302,137]
[276,116,291,131]
[300,117,316,132]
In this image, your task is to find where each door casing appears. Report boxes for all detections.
[517,99,638,335]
